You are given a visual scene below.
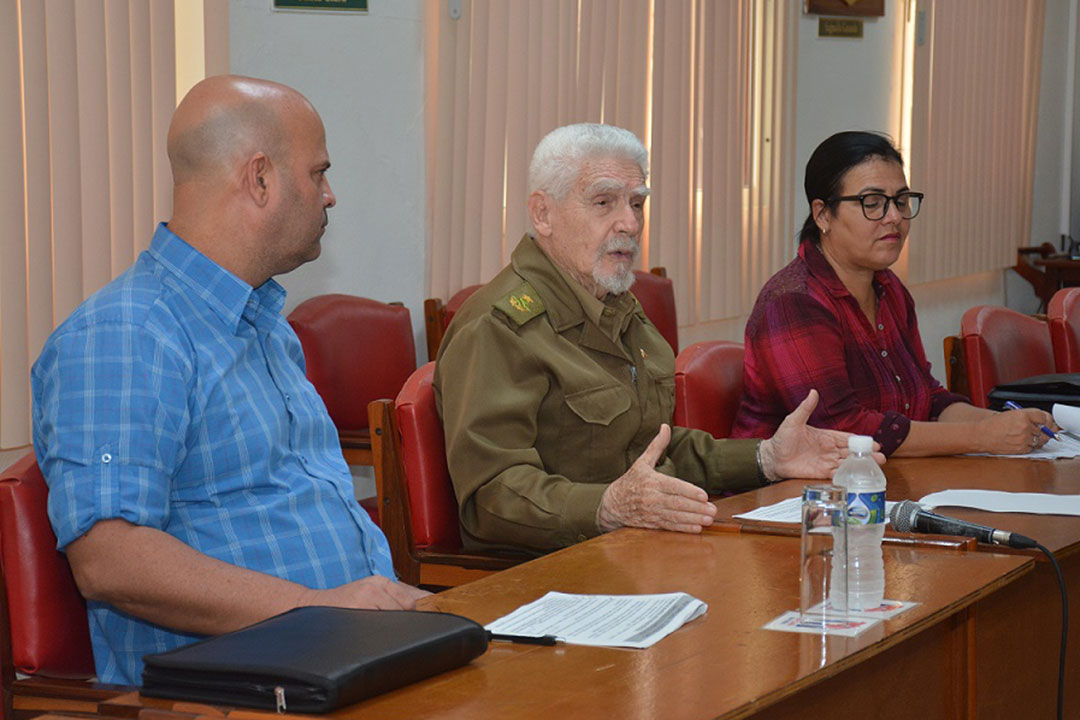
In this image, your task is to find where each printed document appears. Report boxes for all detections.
[485,591,707,649]
[734,496,897,524]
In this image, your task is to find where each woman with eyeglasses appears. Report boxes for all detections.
[731,131,1053,456]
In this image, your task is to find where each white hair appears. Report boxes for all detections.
[528,123,649,203]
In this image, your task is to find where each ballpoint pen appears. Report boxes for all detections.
[1002,400,1059,441]
[488,632,559,646]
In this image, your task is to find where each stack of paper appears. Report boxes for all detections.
[486,591,707,649]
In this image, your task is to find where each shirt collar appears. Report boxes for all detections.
[798,239,893,299]
[147,222,286,334]
[511,234,638,339]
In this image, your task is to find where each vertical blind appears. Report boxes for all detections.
[426,0,798,327]
[0,0,226,449]
[906,0,1045,284]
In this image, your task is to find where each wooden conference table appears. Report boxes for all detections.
[12,455,1077,720]
[715,454,1080,720]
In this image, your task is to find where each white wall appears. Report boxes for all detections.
[228,0,427,358]
[228,0,425,496]
[793,6,904,228]
[1032,0,1071,254]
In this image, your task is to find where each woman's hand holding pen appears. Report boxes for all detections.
[977,403,1058,454]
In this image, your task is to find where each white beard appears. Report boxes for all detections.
[593,235,639,295]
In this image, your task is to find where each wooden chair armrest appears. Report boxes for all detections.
[368,398,416,583]
[416,551,523,571]
[943,334,969,397]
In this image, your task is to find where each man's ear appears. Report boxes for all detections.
[528,191,554,238]
[244,153,271,206]
[811,198,830,236]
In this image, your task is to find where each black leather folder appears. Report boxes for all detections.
[988,372,1080,411]
[141,606,489,712]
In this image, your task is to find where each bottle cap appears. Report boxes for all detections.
[848,435,874,454]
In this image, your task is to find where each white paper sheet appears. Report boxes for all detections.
[763,599,918,636]
[918,489,1080,516]
[969,437,1080,460]
[485,591,707,649]
[763,610,880,636]
[1053,403,1080,434]
[734,496,897,524]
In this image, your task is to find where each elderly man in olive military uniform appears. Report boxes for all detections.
[434,123,869,555]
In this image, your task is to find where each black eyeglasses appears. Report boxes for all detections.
[830,192,924,221]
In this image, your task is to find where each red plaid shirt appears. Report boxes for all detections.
[731,242,967,455]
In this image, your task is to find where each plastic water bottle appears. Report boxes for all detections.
[830,435,886,611]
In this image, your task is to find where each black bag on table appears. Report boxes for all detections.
[141,606,489,713]
[987,372,1080,412]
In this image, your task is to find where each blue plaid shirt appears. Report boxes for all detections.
[32,223,395,685]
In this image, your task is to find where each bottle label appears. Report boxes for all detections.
[846,492,886,525]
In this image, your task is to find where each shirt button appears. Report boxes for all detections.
[101,453,112,463]
[904,403,911,410]
[895,375,901,383]
[284,393,291,401]
[880,350,888,358]
[877,323,884,330]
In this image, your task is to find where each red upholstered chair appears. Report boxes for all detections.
[288,294,417,525]
[960,305,1055,408]
[0,453,98,718]
[673,341,745,438]
[1048,287,1080,372]
[368,363,522,587]
[631,267,678,353]
[423,285,483,361]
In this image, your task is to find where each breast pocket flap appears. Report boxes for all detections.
[564,384,632,426]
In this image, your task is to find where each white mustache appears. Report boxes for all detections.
[600,235,639,255]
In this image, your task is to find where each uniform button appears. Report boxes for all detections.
[880,350,888,358]
[602,308,613,316]
[101,453,112,464]
[577,534,587,542]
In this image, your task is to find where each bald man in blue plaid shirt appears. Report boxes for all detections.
[31,76,427,686]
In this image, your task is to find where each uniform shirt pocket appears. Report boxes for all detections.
[564,383,632,426]
[558,383,634,482]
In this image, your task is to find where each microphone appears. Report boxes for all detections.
[889,500,1037,549]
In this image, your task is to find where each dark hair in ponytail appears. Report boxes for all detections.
[799,131,904,244]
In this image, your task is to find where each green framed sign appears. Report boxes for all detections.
[273,0,368,12]
[818,18,863,39]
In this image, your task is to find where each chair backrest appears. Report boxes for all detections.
[423,285,483,362]
[960,305,1055,407]
[442,285,483,331]
[0,453,94,678]
[394,363,462,553]
[1047,287,1080,372]
[288,294,416,432]
[673,341,745,438]
[631,269,678,353]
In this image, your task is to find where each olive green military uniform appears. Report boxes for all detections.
[433,235,764,554]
